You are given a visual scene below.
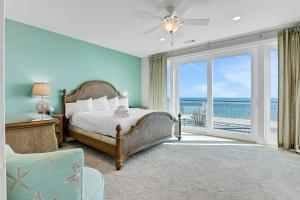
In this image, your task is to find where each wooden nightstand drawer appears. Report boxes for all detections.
[55,118,61,125]
[55,125,61,133]
[51,114,64,147]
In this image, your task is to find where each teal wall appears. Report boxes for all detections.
[5,19,141,114]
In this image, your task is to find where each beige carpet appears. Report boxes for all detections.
[63,134,300,200]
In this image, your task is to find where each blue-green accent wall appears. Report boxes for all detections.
[5,19,141,114]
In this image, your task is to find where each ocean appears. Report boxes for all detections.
[180,97,278,121]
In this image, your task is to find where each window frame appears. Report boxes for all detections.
[168,39,277,143]
[264,43,278,144]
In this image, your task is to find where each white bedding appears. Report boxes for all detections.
[69,108,154,138]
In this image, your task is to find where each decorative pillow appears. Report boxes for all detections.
[108,97,119,111]
[92,96,109,111]
[65,99,93,118]
[119,97,129,109]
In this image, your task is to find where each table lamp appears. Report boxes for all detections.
[32,82,51,119]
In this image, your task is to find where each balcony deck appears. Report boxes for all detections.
[180,99,278,134]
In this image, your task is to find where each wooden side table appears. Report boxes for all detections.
[5,114,57,153]
[51,113,64,147]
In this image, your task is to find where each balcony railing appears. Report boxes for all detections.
[180,99,278,134]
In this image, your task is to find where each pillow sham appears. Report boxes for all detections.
[119,97,129,109]
[92,96,109,111]
[108,97,119,111]
[65,99,93,118]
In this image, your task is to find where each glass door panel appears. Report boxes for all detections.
[166,63,171,111]
[179,61,208,127]
[267,50,278,144]
[212,54,252,134]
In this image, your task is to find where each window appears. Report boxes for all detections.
[213,54,252,133]
[167,63,171,111]
[267,49,278,144]
[179,61,208,127]
[168,41,278,143]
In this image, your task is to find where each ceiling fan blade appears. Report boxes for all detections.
[183,19,210,25]
[174,0,192,17]
[143,25,162,34]
[138,11,162,20]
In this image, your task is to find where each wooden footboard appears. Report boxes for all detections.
[115,112,181,170]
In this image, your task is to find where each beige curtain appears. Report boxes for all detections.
[148,54,167,110]
[278,27,300,151]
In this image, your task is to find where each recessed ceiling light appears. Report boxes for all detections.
[232,16,241,21]
[160,38,166,42]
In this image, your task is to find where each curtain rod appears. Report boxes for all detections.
[148,53,167,59]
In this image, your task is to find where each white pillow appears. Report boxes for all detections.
[92,96,109,111]
[65,99,93,118]
[119,97,129,109]
[76,98,92,103]
[108,97,119,111]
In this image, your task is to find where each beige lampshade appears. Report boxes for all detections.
[32,82,51,97]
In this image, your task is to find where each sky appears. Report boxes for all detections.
[177,51,278,99]
[270,50,278,98]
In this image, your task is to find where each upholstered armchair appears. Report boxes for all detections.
[6,145,104,200]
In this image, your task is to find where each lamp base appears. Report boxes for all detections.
[35,101,50,114]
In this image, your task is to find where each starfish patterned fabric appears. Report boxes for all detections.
[7,167,30,191]
[66,162,82,192]
[6,148,84,200]
[34,191,57,200]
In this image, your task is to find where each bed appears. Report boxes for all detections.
[62,80,181,170]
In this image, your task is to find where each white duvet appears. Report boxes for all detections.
[69,108,154,138]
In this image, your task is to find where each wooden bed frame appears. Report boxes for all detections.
[62,80,181,170]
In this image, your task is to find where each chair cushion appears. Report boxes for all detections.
[83,167,104,200]
[6,149,84,200]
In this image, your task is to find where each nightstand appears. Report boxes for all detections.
[5,113,57,153]
[51,113,64,147]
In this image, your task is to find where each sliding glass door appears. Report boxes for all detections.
[179,61,208,127]
[169,42,279,142]
[212,54,252,134]
[171,49,256,141]
[266,49,278,144]
[176,53,253,137]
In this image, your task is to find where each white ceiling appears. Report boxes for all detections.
[6,0,300,57]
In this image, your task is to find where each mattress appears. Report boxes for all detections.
[69,108,153,138]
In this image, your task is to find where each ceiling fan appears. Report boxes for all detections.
[139,0,210,46]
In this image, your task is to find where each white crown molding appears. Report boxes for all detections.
[167,21,300,59]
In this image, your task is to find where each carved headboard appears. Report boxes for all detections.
[62,80,124,115]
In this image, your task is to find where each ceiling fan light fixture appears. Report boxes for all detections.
[163,17,182,33]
